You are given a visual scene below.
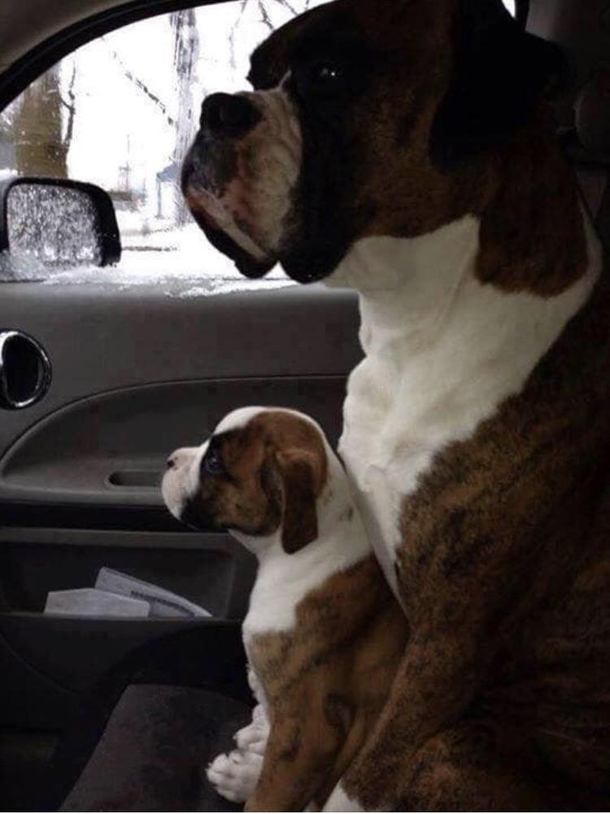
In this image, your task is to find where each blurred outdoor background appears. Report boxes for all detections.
[0,0,515,282]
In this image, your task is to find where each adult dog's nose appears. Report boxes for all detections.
[200,93,261,138]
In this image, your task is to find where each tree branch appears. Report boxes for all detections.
[258,0,275,32]
[102,38,175,126]
[270,0,299,16]
[228,0,250,71]
[60,62,77,149]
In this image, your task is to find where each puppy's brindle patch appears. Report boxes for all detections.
[246,556,408,811]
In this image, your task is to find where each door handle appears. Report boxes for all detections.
[0,330,52,410]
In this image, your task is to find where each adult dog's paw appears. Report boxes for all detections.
[207,749,263,803]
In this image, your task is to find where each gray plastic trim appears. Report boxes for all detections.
[0,374,348,508]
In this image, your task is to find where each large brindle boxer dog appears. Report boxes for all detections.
[182,0,610,809]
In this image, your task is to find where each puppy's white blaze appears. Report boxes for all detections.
[323,783,363,812]
[214,406,329,443]
[333,209,603,597]
[161,444,204,521]
[214,406,268,435]
[188,439,210,490]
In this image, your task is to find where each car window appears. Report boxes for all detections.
[0,0,516,290]
[0,0,327,290]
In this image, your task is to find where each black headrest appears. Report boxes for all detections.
[528,0,610,162]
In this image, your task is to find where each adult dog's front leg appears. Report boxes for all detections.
[245,704,344,812]
[339,593,491,810]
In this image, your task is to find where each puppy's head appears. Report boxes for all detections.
[162,407,329,554]
[183,0,566,283]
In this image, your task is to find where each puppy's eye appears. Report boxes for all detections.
[203,449,224,475]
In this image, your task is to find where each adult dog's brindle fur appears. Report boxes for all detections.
[350,271,610,810]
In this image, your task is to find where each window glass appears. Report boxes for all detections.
[0,0,324,288]
[0,0,517,287]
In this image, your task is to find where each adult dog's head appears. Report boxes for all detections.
[182,0,565,284]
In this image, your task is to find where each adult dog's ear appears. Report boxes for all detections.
[431,0,568,165]
[276,450,318,554]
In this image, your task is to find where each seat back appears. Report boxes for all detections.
[528,0,610,241]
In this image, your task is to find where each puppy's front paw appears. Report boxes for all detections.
[234,708,269,756]
[207,749,263,803]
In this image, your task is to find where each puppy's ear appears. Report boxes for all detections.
[431,0,568,165]
[276,450,318,555]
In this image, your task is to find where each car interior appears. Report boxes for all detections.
[0,0,608,810]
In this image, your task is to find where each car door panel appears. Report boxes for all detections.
[0,0,364,798]
[0,376,351,508]
[0,279,361,745]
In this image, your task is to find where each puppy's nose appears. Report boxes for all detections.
[166,448,195,471]
[200,93,261,138]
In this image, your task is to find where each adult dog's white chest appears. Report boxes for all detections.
[333,214,602,597]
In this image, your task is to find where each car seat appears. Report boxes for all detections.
[528,0,610,241]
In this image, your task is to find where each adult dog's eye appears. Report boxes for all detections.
[203,449,224,475]
[293,60,346,99]
[312,64,342,84]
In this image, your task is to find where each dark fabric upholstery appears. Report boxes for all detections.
[41,624,250,812]
[60,685,251,812]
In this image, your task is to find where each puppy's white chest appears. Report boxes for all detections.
[242,517,373,636]
[242,568,303,637]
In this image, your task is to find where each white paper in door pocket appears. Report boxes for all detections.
[44,588,150,617]
[95,567,212,619]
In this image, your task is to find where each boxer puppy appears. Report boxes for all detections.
[182,1,610,809]
[162,407,407,811]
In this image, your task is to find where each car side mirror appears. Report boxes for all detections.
[0,177,121,272]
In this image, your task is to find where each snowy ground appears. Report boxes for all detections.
[0,220,294,297]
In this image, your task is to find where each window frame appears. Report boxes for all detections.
[0,0,235,112]
[0,0,531,114]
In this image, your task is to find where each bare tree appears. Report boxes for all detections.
[0,106,15,169]
[12,63,75,178]
[171,9,200,225]
[60,63,78,156]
